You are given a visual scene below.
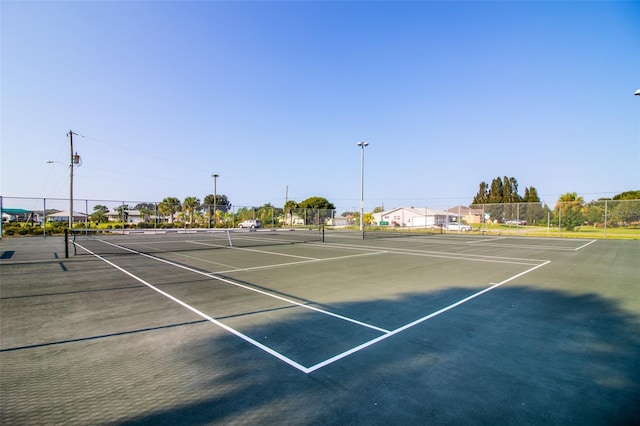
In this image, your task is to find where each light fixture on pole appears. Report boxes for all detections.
[357,141,369,232]
[212,174,219,227]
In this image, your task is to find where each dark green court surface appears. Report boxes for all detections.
[1,233,638,424]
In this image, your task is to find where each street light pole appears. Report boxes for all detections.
[212,174,219,227]
[357,141,369,232]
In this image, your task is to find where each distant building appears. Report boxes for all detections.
[2,208,34,223]
[447,206,485,224]
[46,210,88,222]
[372,207,451,228]
[326,216,350,227]
[107,209,145,224]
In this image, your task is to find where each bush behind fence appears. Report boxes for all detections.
[0,196,335,237]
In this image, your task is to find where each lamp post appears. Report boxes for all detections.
[357,141,369,231]
[212,174,219,227]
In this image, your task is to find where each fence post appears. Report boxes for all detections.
[43,198,47,237]
[603,200,608,239]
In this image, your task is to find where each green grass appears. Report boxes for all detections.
[477,224,640,240]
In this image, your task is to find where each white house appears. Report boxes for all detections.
[326,216,351,227]
[372,207,451,228]
[279,213,306,226]
[107,209,145,224]
[46,210,88,223]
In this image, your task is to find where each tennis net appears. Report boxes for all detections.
[67,227,324,256]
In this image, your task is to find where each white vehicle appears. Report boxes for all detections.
[446,223,472,231]
[238,219,262,229]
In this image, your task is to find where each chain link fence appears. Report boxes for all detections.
[2,196,638,239]
[0,196,335,237]
[366,200,639,239]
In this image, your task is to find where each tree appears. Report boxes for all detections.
[116,204,131,224]
[363,212,374,226]
[284,200,298,226]
[257,203,281,227]
[584,201,606,227]
[203,194,231,227]
[298,197,335,210]
[159,197,181,224]
[555,192,585,231]
[521,186,543,225]
[134,202,155,222]
[523,187,540,203]
[297,197,335,226]
[182,196,201,225]
[608,200,640,226]
[472,182,489,204]
[473,176,531,204]
[487,177,504,204]
[612,190,640,200]
[90,205,109,223]
[203,194,231,212]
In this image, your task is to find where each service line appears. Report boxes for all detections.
[574,239,597,251]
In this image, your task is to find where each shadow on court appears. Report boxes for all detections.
[101,286,640,425]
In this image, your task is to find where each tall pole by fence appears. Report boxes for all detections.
[69,130,74,230]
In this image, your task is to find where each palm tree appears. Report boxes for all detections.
[182,196,200,225]
[284,200,298,226]
[159,197,180,224]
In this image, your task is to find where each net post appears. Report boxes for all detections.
[226,229,233,247]
[64,229,69,258]
[321,224,325,242]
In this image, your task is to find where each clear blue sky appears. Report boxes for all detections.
[2,0,639,214]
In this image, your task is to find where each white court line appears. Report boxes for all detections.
[73,243,310,373]
[574,240,597,251]
[305,260,551,373]
[319,242,545,265]
[349,236,580,252]
[213,251,388,275]
[75,238,550,374]
[79,239,391,335]
[466,236,508,244]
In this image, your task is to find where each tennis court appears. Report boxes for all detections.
[1,231,638,424]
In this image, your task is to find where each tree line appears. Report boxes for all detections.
[471,176,639,230]
[88,195,336,227]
